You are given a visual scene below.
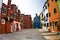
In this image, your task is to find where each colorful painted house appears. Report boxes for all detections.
[20,14,24,29]
[43,1,49,31]
[48,0,59,32]
[40,11,44,29]
[34,14,41,28]
[1,3,7,34]
[11,4,21,32]
[0,0,21,34]
[23,15,32,29]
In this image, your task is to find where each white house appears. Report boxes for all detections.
[43,1,49,31]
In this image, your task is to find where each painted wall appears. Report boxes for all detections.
[48,0,59,32]
[34,15,41,28]
[42,1,49,31]
[24,15,32,29]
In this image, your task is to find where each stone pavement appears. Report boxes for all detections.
[0,29,46,40]
[39,29,60,40]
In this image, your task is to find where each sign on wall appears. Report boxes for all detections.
[1,19,5,24]
[57,0,60,15]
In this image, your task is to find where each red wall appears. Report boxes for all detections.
[24,15,32,29]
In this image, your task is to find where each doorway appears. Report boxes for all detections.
[52,22,54,32]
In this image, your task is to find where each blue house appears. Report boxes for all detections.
[34,14,41,28]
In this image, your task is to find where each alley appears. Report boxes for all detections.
[0,29,46,40]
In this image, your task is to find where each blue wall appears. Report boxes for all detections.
[34,15,41,28]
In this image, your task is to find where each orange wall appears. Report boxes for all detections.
[48,0,59,32]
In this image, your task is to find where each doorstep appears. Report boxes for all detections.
[44,36,60,40]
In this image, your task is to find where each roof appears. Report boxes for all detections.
[2,3,7,7]
[43,1,47,8]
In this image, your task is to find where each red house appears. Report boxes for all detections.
[23,15,32,29]
[0,0,21,34]
[1,3,7,34]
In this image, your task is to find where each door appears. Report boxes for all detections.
[52,22,54,32]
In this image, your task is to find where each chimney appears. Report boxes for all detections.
[8,0,11,8]
[7,0,12,16]
[18,10,21,15]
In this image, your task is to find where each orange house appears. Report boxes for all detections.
[48,0,60,32]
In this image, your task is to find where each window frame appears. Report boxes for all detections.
[50,22,52,26]
[55,21,58,27]
[46,13,48,17]
[2,7,6,15]
[48,3,49,7]
[54,8,57,14]
[49,12,51,17]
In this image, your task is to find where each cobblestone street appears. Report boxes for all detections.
[0,29,46,40]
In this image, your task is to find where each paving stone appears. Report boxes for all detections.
[0,29,46,40]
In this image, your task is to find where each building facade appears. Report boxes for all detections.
[48,0,60,32]
[11,4,21,32]
[1,3,7,34]
[20,14,24,29]
[34,14,41,28]
[0,0,21,34]
[43,1,49,31]
[24,15,32,29]
[40,11,44,29]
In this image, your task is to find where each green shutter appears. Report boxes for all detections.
[57,0,60,16]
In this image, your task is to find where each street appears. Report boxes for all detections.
[0,29,46,40]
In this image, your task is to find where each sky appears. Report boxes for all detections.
[0,0,3,14]
[0,0,2,8]
[3,0,46,20]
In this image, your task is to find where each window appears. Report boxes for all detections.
[16,23,18,27]
[54,8,57,13]
[45,6,47,9]
[52,0,54,2]
[49,13,51,17]
[46,13,48,17]
[47,23,49,27]
[42,14,43,17]
[15,7,17,10]
[55,21,58,27]
[55,0,57,2]
[48,3,49,7]
[50,22,52,26]
[47,0,49,1]
[52,22,54,27]
[46,19,48,21]
[14,14,17,19]
[44,24,46,27]
[10,13,14,18]
[2,7,6,15]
